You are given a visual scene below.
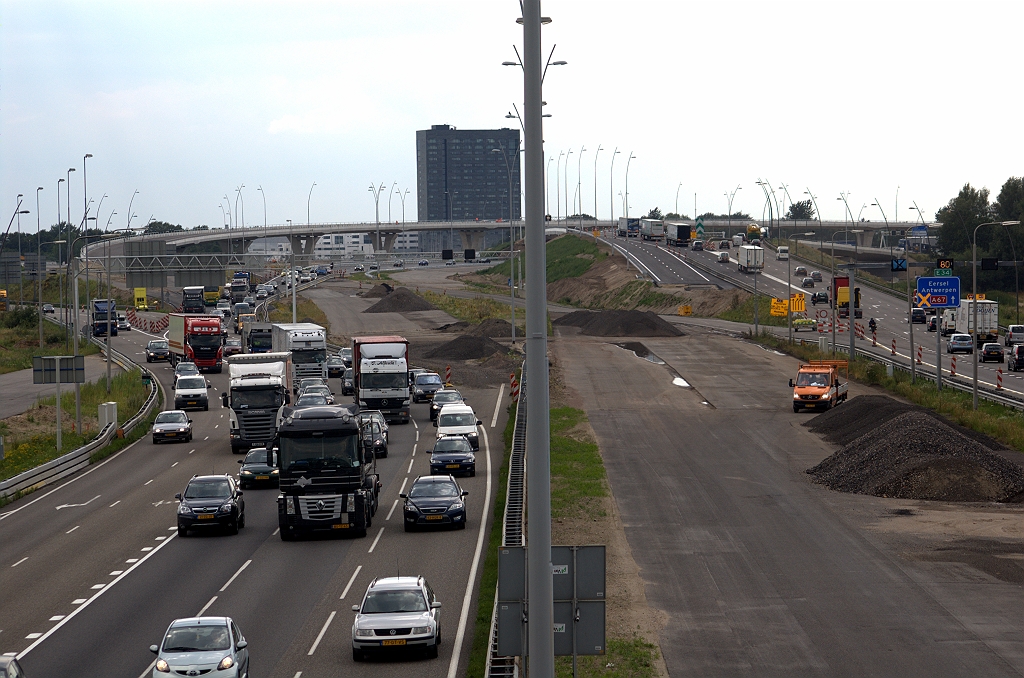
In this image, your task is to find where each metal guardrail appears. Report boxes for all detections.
[0,330,159,500]
[485,360,526,678]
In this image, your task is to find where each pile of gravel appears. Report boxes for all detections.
[426,335,505,360]
[363,283,393,298]
[364,287,437,313]
[437,321,471,333]
[468,317,515,337]
[553,309,682,337]
[806,398,1024,502]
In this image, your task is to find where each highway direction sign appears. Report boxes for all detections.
[934,268,952,276]
[892,258,907,272]
[915,276,960,308]
[695,217,705,237]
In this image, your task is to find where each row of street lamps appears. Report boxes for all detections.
[548,147,635,226]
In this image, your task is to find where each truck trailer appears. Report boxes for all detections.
[181,286,206,314]
[352,335,410,423]
[168,313,224,372]
[737,245,764,273]
[222,352,291,453]
[955,299,999,347]
[665,222,691,247]
[91,300,118,336]
[639,218,665,241]
[271,323,328,392]
[617,217,640,238]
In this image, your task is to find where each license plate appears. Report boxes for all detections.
[425,515,443,521]
[332,523,349,529]
[198,514,214,520]
[446,464,460,469]
[255,475,269,480]
[165,433,176,437]
[382,639,406,646]
[187,401,197,406]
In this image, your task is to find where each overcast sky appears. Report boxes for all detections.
[2,0,1021,234]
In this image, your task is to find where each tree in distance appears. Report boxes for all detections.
[785,199,816,221]
[663,212,691,220]
[645,207,663,220]
[935,183,992,254]
[698,211,751,221]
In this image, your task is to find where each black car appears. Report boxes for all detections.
[412,372,443,403]
[429,435,476,477]
[237,447,278,489]
[429,389,464,423]
[979,343,1004,363]
[146,339,171,362]
[401,475,468,531]
[327,355,345,378]
[1008,345,1024,371]
[42,303,55,314]
[911,308,927,323]
[927,316,938,332]
[801,277,815,288]
[342,367,355,396]
[175,474,245,536]
[339,347,353,367]
[408,367,429,388]
[152,410,192,444]
[810,292,829,306]
[362,420,388,458]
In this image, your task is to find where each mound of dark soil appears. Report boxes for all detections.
[363,287,437,313]
[553,309,682,337]
[426,335,505,360]
[437,321,471,333]
[468,317,515,337]
[363,283,393,298]
[807,405,1024,503]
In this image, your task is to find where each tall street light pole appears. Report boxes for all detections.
[563,148,573,223]
[288,219,296,323]
[257,186,268,259]
[576,146,586,228]
[368,183,385,253]
[675,182,682,217]
[973,221,1022,409]
[624,152,635,219]
[521,1,554,672]
[236,185,246,256]
[57,178,65,341]
[593,145,602,227]
[556,150,564,224]
[546,156,554,220]
[36,187,44,348]
[492,147,517,344]
[725,184,741,236]
[388,181,398,224]
[609,147,620,231]
[16,195,25,308]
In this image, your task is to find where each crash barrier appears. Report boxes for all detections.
[0,337,159,501]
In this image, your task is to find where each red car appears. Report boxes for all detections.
[222,337,243,357]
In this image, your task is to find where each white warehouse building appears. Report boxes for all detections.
[313,233,376,258]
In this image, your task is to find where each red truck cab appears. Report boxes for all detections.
[168,313,224,373]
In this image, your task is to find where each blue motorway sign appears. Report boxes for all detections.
[916,276,960,308]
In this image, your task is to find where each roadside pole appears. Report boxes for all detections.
[937,311,942,390]
[72,258,82,432]
[523,0,555,673]
[908,265,916,383]
[849,268,856,361]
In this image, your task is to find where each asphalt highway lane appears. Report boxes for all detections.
[554,329,1023,676]
[610,234,1021,398]
[2,322,505,677]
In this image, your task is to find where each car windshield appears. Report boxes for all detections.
[344,369,353,379]
[438,412,476,427]
[328,357,343,365]
[244,449,268,464]
[176,364,199,375]
[232,388,282,409]
[163,624,231,652]
[189,334,222,349]
[361,589,428,614]
[434,438,472,453]
[234,304,251,314]
[184,479,231,499]
[362,372,407,389]
[300,379,325,388]
[155,412,187,424]
[177,377,206,390]
[251,336,273,348]
[305,386,331,396]
[292,349,327,365]
[1012,326,1024,333]
[416,374,442,386]
[149,341,168,350]
[278,433,360,471]
[796,372,829,387]
[226,339,241,347]
[410,481,460,498]
[295,394,328,406]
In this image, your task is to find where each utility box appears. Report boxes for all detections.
[98,402,118,431]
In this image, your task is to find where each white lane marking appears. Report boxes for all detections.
[220,560,252,592]
[605,241,661,282]
[198,595,218,616]
[490,383,505,427]
[415,430,419,442]
[141,547,153,552]
[307,610,336,656]
[385,499,399,521]
[109,501,120,508]
[48,615,64,621]
[412,444,416,457]
[55,495,101,511]
[398,477,408,496]
[154,536,166,541]
[66,526,79,534]
[90,584,105,589]
[407,458,414,474]
[339,565,362,599]
[11,557,28,567]
[657,246,710,282]
[189,449,195,454]
[25,633,41,639]
[214,424,219,429]
[293,673,302,678]
[143,480,153,486]
[171,462,178,468]
[412,419,418,429]
[0,417,152,522]
[368,527,385,553]
[273,527,280,536]
[446,422,494,678]
[71,598,86,605]
[109,570,123,576]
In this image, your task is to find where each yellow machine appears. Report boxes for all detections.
[134,287,149,310]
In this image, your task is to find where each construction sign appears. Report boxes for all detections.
[678,305,692,316]
[770,298,789,316]
[789,293,806,313]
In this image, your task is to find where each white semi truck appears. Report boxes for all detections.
[737,245,764,273]
[352,335,410,423]
[639,218,665,240]
[271,323,328,393]
[222,352,292,454]
[954,299,999,347]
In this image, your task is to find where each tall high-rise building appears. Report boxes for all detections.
[416,124,521,222]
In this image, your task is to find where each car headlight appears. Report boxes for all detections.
[374,439,382,446]
[178,427,188,432]
[415,388,423,393]
[271,469,279,475]
[218,502,234,514]
[406,502,421,514]
[177,503,193,515]
[240,470,252,475]
[155,658,170,673]
[217,656,234,670]
[449,501,464,511]
[355,627,375,638]
[412,625,432,635]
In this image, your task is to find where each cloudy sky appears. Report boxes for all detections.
[2,0,1021,234]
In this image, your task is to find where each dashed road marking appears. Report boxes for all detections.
[368,527,384,553]
[66,526,79,534]
[340,565,362,599]
[386,499,399,521]
[307,611,336,656]
[220,560,252,592]
[11,557,28,567]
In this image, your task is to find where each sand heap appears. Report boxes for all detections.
[553,309,683,337]
[363,283,393,298]
[426,335,506,360]
[363,287,437,313]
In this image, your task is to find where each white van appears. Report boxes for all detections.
[776,246,789,260]
[435,403,481,450]
[174,375,210,411]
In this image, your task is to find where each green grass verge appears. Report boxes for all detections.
[421,290,525,327]
[0,366,151,482]
[754,331,1024,453]
[556,635,661,678]
[0,309,100,375]
[716,294,788,327]
[465,398,516,678]
[550,407,608,520]
[484,234,606,283]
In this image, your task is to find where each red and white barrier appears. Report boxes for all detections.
[951,355,957,377]
[917,345,923,365]
[872,330,877,347]
[997,368,1003,390]
[445,364,452,385]
[509,373,520,402]
[891,339,896,356]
